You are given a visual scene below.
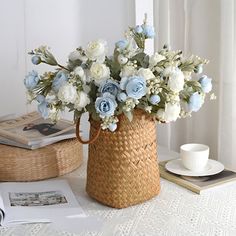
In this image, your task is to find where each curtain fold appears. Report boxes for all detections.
[218,0,236,169]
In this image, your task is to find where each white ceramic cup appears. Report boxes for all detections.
[180,143,209,172]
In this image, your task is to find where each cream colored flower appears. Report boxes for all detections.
[120,65,136,77]
[90,62,110,85]
[157,103,180,122]
[85,40,107,62]
[137,68,155,80]
[74,91,90,111]
[58,83,77,104]
[168,69,185,93]
[149,53,166,68]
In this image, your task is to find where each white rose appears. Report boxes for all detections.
[120,65,136,77]
[165,103,181,122]
[85,40,107,62]
[168,69,185,93]
[90,62,110,84]
[157,103,180,122]
[137,68,155,80]
[69,50,87,62]
[149,53,166,68]
[74,91,90,111]
[58,83,77,104]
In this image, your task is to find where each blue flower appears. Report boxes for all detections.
[52,71,68,92]
[123,76,147,99]
[117,92,127,102]
[188,92,203,112]
[31,56,41,65]
[108,123,117,132]
[38,101,49,119]
[99,79,119,96]
[142,25,155,38]
[149,95,160,105]
[199,75,212,93]
[24,70,39,90]
[95,92,117,118]
[135,25,143,34]
[115,40,128,50]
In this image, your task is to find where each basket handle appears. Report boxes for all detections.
[76,117,101,144]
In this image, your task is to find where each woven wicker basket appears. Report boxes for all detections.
[0,138,83,181]
[77,110,160,208]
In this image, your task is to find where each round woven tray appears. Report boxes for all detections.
[0,139,83,181]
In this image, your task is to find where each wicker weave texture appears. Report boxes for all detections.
[0,139,83,181]
[87,110,160,208]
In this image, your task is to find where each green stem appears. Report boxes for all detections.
[57,64,70,71]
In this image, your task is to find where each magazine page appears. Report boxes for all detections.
[0,112,75,145]
[0,180,85,226]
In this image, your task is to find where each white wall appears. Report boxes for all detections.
[0,0,135,117]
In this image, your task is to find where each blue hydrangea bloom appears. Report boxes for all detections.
[95,92,117,118]
[125,76,147,99]
[24,70,39,90]
[117,92,127,102]
[188,92,203,112]
[52,71,68,92]
[142,25,155,38]
[115,40,128,50]
[38,101,49,119]
[99,79,119,96]
[199,75,212,93]
[149,95,160,105]
[135,25,143,34]
[31,56,41,65]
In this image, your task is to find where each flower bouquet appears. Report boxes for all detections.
[24,16,214,208]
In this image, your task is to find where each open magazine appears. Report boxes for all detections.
[0,112,76,149]
[0,180,85,226]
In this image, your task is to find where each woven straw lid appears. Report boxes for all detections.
[0,138,83,181]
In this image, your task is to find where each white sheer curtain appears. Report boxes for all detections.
[218,0,236,169]
[154,0,236,170]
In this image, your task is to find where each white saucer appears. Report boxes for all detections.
[165,159,224,177]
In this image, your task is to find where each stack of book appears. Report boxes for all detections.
[0,112,76,150]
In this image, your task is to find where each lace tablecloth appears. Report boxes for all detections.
[1,147,236,236]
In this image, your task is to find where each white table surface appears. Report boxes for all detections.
[1,146,236,236]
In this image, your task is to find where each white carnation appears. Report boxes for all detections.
[90,62,110,85]
[120,65,136,78]
[149,53,166,68]
[168,69,185,93]
[74,91,90,111]
[157,103,180,122]
[85,40,107,62]
[58,83,77,104]
[137,68,155,80]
